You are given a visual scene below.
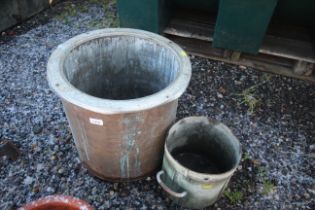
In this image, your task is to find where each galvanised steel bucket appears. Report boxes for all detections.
[47,28,191,181]
[157,117,241,208]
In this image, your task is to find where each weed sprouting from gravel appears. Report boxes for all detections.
[55,0,119,28]
[56,3,78,24]
[224,190,244,204]
[237,73,273,114]
[262,180,276,195]
[242,152,251,161]
[239,87,260,114]
[87,0,119,28]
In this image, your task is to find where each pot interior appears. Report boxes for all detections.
[167,119,241,174]
[25,203,80,210]
[63,35,180,100]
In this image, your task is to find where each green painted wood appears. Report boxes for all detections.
[117,0,170,33]
[117,0,313,52]
[213,0,279,54]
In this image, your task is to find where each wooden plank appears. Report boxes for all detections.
[260,36,315,63]
[163,10,315,66]
[165,34,315,84]
[164,10,315,78]
[164,9,214,41]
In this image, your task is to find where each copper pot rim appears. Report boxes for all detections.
[47,28,191,114]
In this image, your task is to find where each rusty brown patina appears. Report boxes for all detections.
[47,29,191,180]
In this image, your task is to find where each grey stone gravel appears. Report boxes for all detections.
[0,1,314,209]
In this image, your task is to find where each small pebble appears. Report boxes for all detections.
[307,188,315,195]
[57,168,64,174]
[32,185,40,193]
[109,190,115,196]
[46,187,55,193]
[303,193,310,199]
[104,201,110,208]
[32,124,43,134]
[234,80,242,85]
[36,163,44,171]
[23,176,33,185]
[294,194,301,200]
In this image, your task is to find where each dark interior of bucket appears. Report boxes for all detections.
[63,36,179,100]
[168,122,240,174]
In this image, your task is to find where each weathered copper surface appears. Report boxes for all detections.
[63,100,178,181]
[47,29,191,181]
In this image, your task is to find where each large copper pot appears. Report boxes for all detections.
[47,29,191,181]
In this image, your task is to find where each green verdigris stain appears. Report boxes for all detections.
[120,115,143,177]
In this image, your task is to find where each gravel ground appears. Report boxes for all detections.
[0,1,314,209]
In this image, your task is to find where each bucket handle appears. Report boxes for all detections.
[156,171,187,198]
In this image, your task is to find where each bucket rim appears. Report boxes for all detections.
[164,116,242,182]
[47,28,191,114]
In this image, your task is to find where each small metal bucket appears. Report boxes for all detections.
[157,117,241,209]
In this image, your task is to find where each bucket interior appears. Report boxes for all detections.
[63,35,180,100]
[167,121,241,174]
